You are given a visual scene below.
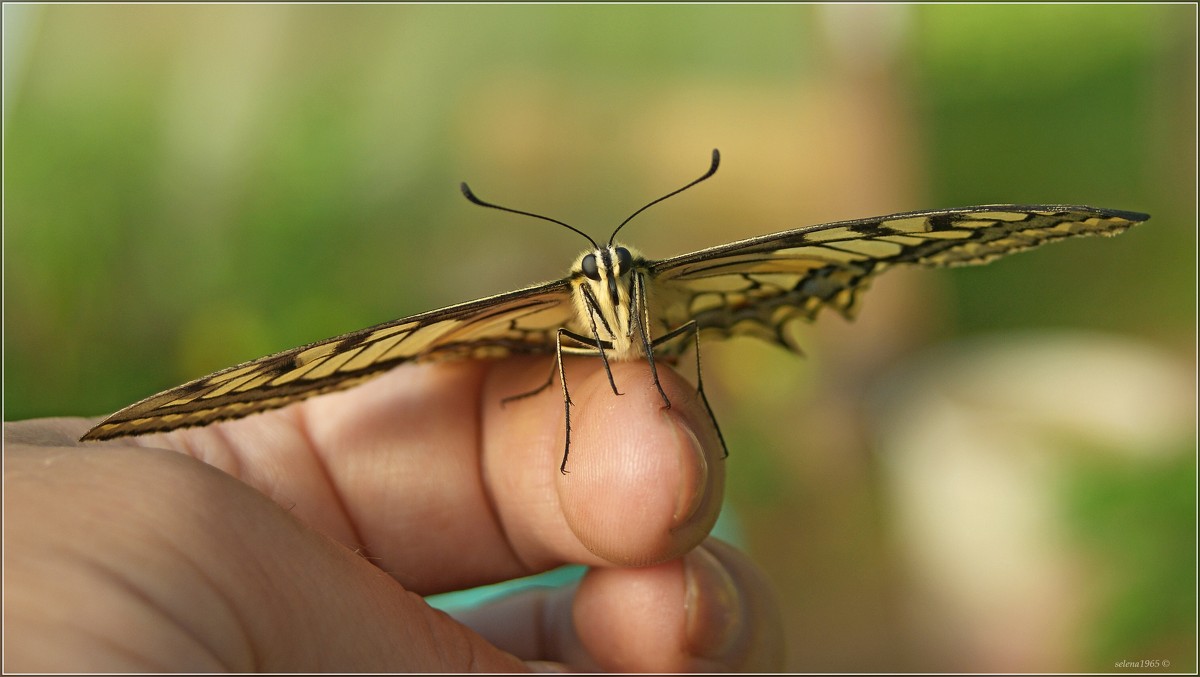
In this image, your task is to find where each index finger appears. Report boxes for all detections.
[90,355,726,595]
[482,357,726,568]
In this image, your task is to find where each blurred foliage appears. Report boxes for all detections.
[4,3,1194,671]
[1062,446,1196,670]
[5,4,1193,418]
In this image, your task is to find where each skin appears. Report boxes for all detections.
[4,357,785,672]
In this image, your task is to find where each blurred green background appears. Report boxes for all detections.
[4,3,1195,671]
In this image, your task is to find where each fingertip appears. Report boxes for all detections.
[686,539,786,671]
[572,539,785,672]
[478,358,725,571]
[559,361,725,566]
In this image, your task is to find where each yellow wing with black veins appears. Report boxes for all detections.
[81,279,575,441]
[647,205,1148,353]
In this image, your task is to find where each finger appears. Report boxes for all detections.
[450,538,786,672]
[289,356,722,591]
[82,355,725,594]
[75,361,500,592]
[480,357,726,569]
[3,442,529,672]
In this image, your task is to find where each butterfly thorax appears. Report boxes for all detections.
[569,243,649,360]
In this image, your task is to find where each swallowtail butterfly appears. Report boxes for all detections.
[81,150,1149,473]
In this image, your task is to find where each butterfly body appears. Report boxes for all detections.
[567,244,646,360]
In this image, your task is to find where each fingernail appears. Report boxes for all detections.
[670,414,708,528]
[683,544,743,660]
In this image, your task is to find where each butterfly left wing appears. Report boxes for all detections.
[646,205,1148,353]
[81,279,575,441]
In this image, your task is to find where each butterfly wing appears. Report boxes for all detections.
[81,279,575,441]
[646,205,1149,353]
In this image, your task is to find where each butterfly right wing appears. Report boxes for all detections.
[645,205,1148,354]
[81,278,576,441]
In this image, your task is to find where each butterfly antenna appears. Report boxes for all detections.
[608,148,721,246]
[461,182,599,249]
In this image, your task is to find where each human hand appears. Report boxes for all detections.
[4,357,785,671]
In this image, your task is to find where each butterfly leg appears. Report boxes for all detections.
[502,326,614,407]
[554,327,575,475]
[494,330,601,474]
[683,320,728,458]
[632,271,671,409]
[500,358,559,406]
[579,285,622,397]
[652,320,729,459]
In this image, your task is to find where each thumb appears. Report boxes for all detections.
[3,440,527,672]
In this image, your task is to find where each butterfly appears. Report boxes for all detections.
[81,150,1149,473]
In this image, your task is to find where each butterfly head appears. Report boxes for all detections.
[460,149,719,354]
[577,244,636,308]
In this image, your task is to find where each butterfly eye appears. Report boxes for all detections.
[615,247,633,275]
[581,253,600,280]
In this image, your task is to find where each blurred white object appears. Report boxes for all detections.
[873,331,1193,671]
